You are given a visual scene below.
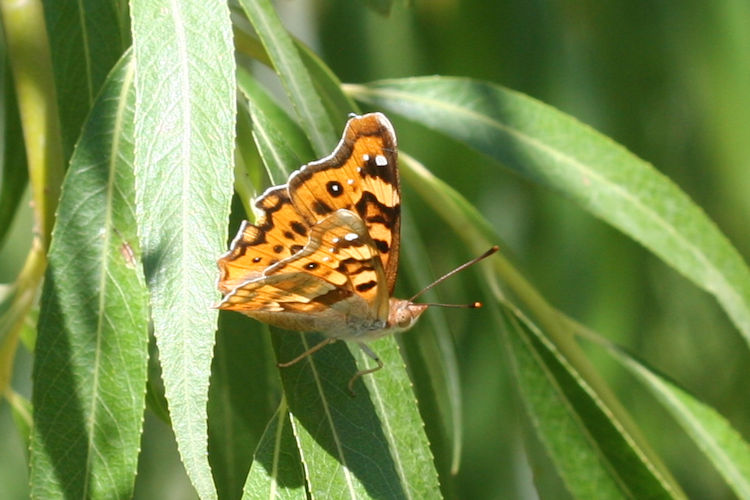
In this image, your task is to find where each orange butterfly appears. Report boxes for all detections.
[217,113,496,393]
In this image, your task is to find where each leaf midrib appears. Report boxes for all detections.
[80,51,134,500]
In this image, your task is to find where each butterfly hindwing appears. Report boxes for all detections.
[218,210,389,333]
[288,113,401,293]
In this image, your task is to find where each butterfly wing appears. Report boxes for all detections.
[218,210,389,337]
[287,113,401,293]
[217,186,312,294]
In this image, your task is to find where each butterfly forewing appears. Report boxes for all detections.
[288,113,401,293]
[217,187,311,294]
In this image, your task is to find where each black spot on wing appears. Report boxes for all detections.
[374,239,389,253]
[291,221,307,236]
[312,200,333,216]
[355,281,377,292]
[355,191,400,229]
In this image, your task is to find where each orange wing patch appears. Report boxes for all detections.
[217,187,311,294]
[288,113,401,293]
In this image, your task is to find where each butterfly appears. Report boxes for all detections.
[217,112,497,393]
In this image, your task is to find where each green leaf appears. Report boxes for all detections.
[42,0,129,158]
[243,400,306,500]
[131,1,236,498]
[236,66,309,183]
[238,0,337,156]
[347,77,750,348]
[29,53,149,499]
[497,303,681,499]
[275,332,442,499]
[608,346,750,498]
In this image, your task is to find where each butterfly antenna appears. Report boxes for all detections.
[409,246,499,304]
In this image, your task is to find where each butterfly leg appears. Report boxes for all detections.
[347,343,384,397]
[277,337,336,367]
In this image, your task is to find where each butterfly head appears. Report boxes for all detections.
[387,298,429,333]
[382,246,499,336]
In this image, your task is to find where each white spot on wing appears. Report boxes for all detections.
[362,154,370,161]
[332,237,340,243]
[347,179,354,185]
[344,232,358,241]
[375,155,387,167]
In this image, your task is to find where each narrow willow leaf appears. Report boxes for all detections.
[233,24,357,120]
[238,0,336,156]
[42,0,129,158]
[236,66,309,182]
[347,77,750,348]
[607,346,750,498]
[30,54,149,500]
[7,390,32,451]
[131,1,235,498]
[497,303,681,499]
[274,333,442,500]
[243,401,306,500]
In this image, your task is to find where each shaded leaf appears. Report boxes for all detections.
[208,308,279,499]
[237,66,308,183]
[30,53,149,499]
[497,303,681,499]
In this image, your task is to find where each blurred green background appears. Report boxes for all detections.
[2,1,749,498]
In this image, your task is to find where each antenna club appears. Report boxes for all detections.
[471,301,482,308]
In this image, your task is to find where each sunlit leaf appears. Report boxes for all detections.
[131,1,236,498]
